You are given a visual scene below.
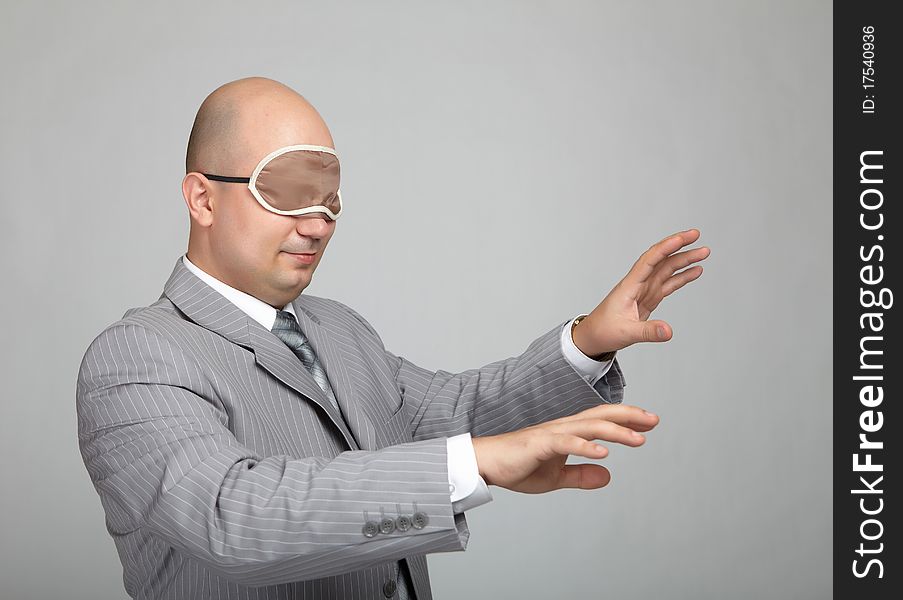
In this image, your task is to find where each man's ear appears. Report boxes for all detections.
[182,172,215,227]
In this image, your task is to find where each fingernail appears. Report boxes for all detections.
[657,326,666,339]
[643,410,657,417]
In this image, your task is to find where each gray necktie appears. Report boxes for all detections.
[271,309,415,600]
[271,310,340,412]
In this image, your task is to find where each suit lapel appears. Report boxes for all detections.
[291,296,375,450]
[162,256,361,451]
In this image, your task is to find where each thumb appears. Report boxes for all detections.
[558,464,611,490]
[635,320,672,343]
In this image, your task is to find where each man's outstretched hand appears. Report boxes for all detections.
[572,228,710,357]
[470,230,702,492]
[471,404,659,493]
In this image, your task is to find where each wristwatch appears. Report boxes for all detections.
[571,314,617,362]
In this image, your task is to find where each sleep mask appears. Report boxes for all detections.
[202,144,343,220]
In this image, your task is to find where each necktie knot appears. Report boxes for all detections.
[273,310,302,335]
[272,311,313,362]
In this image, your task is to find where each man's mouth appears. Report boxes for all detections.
[284,251,317,264]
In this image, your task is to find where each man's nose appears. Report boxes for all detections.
[294,213,334,236]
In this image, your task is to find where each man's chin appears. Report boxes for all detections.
[274,266,312,293]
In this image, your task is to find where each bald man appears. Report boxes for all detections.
[76,77,709,600]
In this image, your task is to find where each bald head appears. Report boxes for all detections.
[185,77,334,175]
[181,78,339,308]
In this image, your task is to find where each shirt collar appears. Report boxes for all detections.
[181,254,296,331]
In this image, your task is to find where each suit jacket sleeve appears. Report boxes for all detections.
[338,305,627,442]
[76,322,470,587]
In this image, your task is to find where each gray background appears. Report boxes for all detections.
[0,1,831,598]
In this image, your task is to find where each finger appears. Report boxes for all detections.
[557,463,611,490]
[650,246,710,287]
[556,404,660,431]
[661,265,704,297]
[553,418,649,447]
[550,432,611,459]
[625,229,701,285]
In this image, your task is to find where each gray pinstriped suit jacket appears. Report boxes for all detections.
[76,256,626,599]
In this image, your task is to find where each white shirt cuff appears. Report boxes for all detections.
[560,314,614,386]
[446,432,493,513]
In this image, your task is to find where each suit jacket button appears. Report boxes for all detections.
[362,521,380,538]
[411,511,429,529]
[379,517,396,534]
[395,514,412,532]
[382,579,397,597]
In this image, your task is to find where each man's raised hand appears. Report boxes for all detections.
[572,228,710,356]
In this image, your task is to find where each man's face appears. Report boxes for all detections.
[210,180,336,307]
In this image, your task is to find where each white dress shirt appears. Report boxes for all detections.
[181,254,613,514]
